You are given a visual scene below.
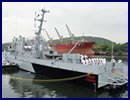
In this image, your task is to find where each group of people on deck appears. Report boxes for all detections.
[80,55,106,65]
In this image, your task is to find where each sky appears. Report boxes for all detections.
[2,2,128,43]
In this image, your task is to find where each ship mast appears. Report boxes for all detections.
[66,24,75,41]
[34,8,49,58]
[36,9,49,36]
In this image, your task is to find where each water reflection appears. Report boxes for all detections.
[2,57,128,98]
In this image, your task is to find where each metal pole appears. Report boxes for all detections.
[111,42,114,59]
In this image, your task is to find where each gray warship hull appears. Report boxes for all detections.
[6,54,97,89]
[5,54,127,90]
[32,63,98,90]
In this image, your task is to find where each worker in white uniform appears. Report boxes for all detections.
[111,58,116,67]
[80,55,84,59]
[118,59,122,63]
[103,58,106,65]
[85,59,88,65]
[84,55,88,59]
[81,58,85,64]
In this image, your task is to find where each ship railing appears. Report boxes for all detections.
[99,72,128,86]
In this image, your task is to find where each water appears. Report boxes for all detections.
[2,57,128,98]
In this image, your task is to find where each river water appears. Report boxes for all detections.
[2,57,128,98]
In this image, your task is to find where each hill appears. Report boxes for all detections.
[2,42,11,51]
[52,36,112,44]
[2,36,112,51]
[93,42,128,56]
[2,36,127,56]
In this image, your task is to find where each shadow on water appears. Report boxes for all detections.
[2,57,128,98]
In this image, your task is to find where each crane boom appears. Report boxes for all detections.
[55,28,63,41]
[66,24,74,40]
[44,30,53,43]
[45,30,51,40]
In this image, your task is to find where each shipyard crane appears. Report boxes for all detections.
[66,24,75,41]
[44,30,53,43]
[55,28,63,41]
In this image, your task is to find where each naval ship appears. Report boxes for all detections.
[5,9,128,90]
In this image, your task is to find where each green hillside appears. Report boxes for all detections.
[2,42,11,51]
[52,36,112,44]
[2,36,113,51]
[93,42,128,56]
[2,36,128,56]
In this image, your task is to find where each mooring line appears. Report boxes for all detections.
[2,74,86,82]
[114,71,128,79]
[2,72,94,82]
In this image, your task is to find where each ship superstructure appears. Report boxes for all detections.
[5,8,128,90]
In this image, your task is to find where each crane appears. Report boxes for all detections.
[44,30,53,43]
[66,24,75,41]
[55,28,63,41]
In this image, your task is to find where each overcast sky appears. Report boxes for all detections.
[2,2,128,43]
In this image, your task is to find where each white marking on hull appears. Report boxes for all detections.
[18,62,35,73]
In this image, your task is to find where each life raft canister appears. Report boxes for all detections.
[85,73,96,82]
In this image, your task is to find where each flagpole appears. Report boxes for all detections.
[111,41,114,59]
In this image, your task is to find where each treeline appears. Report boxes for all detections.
[2,36,128,56]
[52,36,112,44]
[2,43,11,51]
[2,36,113,51]
[92,42,128,56]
